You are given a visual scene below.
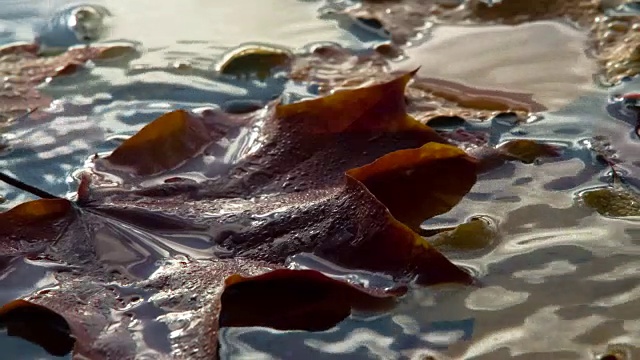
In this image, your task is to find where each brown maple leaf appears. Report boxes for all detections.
[0,72,481,359]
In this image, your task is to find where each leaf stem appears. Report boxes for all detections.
[0,172,58,199]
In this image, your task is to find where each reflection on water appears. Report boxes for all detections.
[396,21,599,111]
[0,257,69,359]
[1,0,640,359]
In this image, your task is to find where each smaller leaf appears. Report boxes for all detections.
[94,44,139,62]
[219,269,405,331]
[374,42,404,59]
[0,198,74,253]
[0,300,75,357]
[216,44,293,80]
[581,186,640,217]
[429,218,497,250]
[497,139,562,163]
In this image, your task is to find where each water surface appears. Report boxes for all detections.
[1,0,639,359]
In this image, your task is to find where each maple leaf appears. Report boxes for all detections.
[0,71,479,358]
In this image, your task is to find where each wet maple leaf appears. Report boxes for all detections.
[215,44,293,80]
[0,72,478,359]
[496,139,562,164]
[431,126,562,175]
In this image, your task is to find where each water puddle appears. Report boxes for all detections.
[1,0,640,359]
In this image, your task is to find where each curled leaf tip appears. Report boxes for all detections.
[101,109,217,175]
[0,300,75,357]
[219,269,402,332]
[0,198,74,254]
[274,70,441,138]
[347,142,478,230]
[0,198,73,227]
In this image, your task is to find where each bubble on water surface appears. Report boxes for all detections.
[35,4,111,50]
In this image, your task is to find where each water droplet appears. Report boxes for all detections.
[525,113,544,123]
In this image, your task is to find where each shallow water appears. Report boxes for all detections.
[1,0,640,359]
[396,21,599,110]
